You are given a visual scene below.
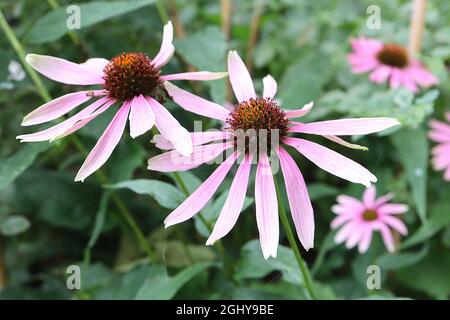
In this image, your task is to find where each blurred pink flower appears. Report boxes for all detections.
[17,21,226,182]
[331,186,408,253]
[348,37,438,93]
[148,50,400,259]
[428,113,450,181]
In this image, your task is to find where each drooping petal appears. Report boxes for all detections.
[374,193,395,208]
[262,75,277,99]
[152,131,231,150]
[377,203,409,215]
[331,213,355,229]
[284,137,377,187]
[362,186,377,209]
[147,141,233,172]
[369,65,392,83]
[358,229,373,253]
[160,71,227,81]
[79,58,109,76]
[75,102,130,182]
[206,154,253,245]
[22,90,104,126]
[335,221,358,244]
[289,118,400,136]
[129,95,155,138]
[153,21,175,69]
[381,215,408,235]
[345,224,365,249]
[53,99,115,141]
[389,68,403,89]
[408,65,438,87]
[323,135,368,151]
[255,153,279,259]
[277,147,314,250]
[284,102,314,119]
[227,50,256,103]
[376,222,395,253]
[164,82,230,121]
[26,54,104,85]
[146,97,192,156]
[17,97,111,142]
[164,152,238,227]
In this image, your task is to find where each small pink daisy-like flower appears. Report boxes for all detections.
[348,37,438,93]
[428,113,450,181]
[17,21,226,182]
[147,50,399,259]
[331,186,408,253]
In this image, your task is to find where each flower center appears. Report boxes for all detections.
[226,98,290,154]
[376,43,409,68]
[362,209,378,221]
[103,52,168,102]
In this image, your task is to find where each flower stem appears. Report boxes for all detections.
[0,11,156,263]
[155,0,170,24]
[0,237,6,289]
[274,177,317,300]
[0,9,51,102]
[408,0,427,56]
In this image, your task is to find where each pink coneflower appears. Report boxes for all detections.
[147,50,399,259]
[17,21,226,182]
[348,37,438,93]
[331,186,408,253]
[429,113,450,181]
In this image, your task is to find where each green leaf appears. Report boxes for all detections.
[307,183,340,201]
[175,26,227,103]
[0,215,31,236]
[279,51,332,108]
[135,263,214,300]
[235,240,307,286]
[376,245,429,271]
[105,179,184,209]
[0,143,49,192]
[391,127,428,223]
[27,0,156,44]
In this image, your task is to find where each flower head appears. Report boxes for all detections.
[331,186,408,253]
[428,113,450,181]
[148,50,400,259]
[17,21,227,182]
[348,37,438,93]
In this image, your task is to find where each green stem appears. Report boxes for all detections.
[0,9,51,101]
[0,10,156,263]
[274,177,317,300]
[155,0,170,24]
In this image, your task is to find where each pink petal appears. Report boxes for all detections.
[255,153,279,259]
[350,37,383,55]
[377,203,409,215]
[160,71,227,81]
[146,97,192,156]
[153,21,175,69]
[369,65,392,83]
[22,90,104,126]
[26,54,104,85]
[374,193,395,208]
[147,141,233,172]
[323,135,368,151]
[277,147,314,250]
[262,75,277,99]
[345,224,365,249]
[376,222,395,253]
[284,137,377,187]
[429,120,450,136]
[129,95,155,139]
[400,70,419,93]
[17,97,111,142]
[408,65,438,87]
[428,131,450,143]
[337,195,363,208]
[152,131,231,150]
[79,58,109,76]
[284,102,314,119]
[362,186,377,208]
[381,215,408,235]
[164,82,230,121]
[74,102,130,182]
[164,152,238,227]
[289,118,400,136]
[358,229,373,253]
[335,221,358,244]
[389,68,403,89]
[227,50,256,103]
[331,213,354,229]
[206,154,253,245]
